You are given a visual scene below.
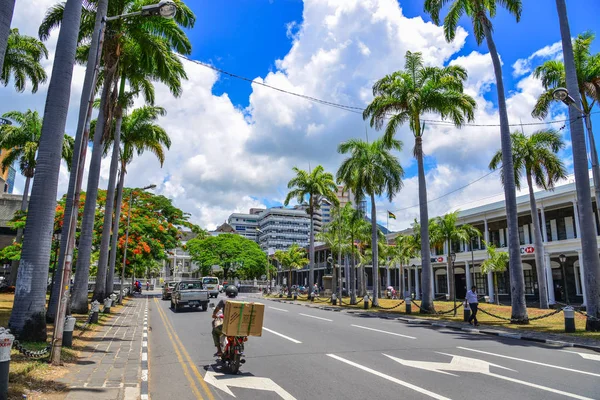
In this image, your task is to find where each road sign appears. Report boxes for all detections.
[204,369,296,399]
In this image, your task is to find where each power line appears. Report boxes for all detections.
[178,54,600,127]
[391,167,501,213]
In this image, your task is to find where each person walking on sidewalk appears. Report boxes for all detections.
[466,286,479,326]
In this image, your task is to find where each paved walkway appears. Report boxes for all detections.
[56,295,148,400]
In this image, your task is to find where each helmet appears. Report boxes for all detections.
[225,285,238,297]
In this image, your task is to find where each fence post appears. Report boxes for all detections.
[463,301,471,322]
[331,293,337,306]
[405,297,412,314]
[103,297,112,313]
[563,306,575,333]
[62,316,77,347]
[0,328,14,400]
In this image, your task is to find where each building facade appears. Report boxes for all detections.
[228,209,262,241]
[162,231,199,281]
[257,207,311,252]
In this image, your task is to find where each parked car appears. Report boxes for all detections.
[162,281,177,300]
[170,280,209,312]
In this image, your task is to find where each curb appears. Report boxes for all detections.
[264,297,600,353]
[141,298,149,400]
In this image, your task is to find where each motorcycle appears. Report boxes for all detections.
[211,305,247,374]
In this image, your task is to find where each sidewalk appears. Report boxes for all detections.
[56,295,148,400]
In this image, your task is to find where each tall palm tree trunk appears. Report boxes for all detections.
[350,232,356,304]
[416,136,434,312]
[106,166,125,295]
[308,198,315,297]
[48,0,109,321]
[9,174,31,286]
[483,24,528,323]
[93,78,125,301]
[8,0,82,340]
[71,74,114,314]
[446,238,455,301]
[583,116,600,215]
[556,0,600,330]
[0,0,16,73]
[370,193,379,306]
[526,173,549,309]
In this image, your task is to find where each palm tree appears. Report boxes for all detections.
[490,130,567,309]
[284,165,339,297]
[532,32,600,208]
[47,0,193,313]
[391,234,419,297]
[339,203,369,303]
[425,0,528,323]
[8,0,83,341]
[0,110,73,285]
[318,206,352,301]
[280,244,309,297]
[1,28,48,93]
[555,0,600,331]
[105,105,170,296]
[430,211,479,303]
[337,138,404,306]
[481,241,509,306]
[0,0,16,75]
[363,51,475,312]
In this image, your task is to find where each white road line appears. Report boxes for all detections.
[457,347,600,378]
[268,307,289,312]
[142,353,148,361]
[486,372,593,400]
[299,313,333,322]
[560,350,600,361]
[263,327,302,344]
[351,324,416,339]
[327,354,451,400]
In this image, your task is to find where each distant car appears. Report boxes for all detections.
[202,276,220,298]
[161,281,177,300]
[170,280,209,312]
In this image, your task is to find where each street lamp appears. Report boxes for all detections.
[559,253,569,305]
[450,252,457,316]
[119,184,156,304]
[552,87,580,109]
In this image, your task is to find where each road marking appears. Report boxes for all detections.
[153,298,204,399]
[327,354,451,400]
[299,313,332,322]
[205,368,296,399]
[263,327,302,343]
[269,307,289,312]
[351,324,416,339]
[387,353,593,400]
[457,346,600,378]
[142,352,147,362]
[155,298,215,400]
[560,350,600,361]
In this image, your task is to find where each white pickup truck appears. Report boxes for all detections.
[170,280,210,312]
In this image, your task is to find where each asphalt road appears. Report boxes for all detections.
[148,293,600,400]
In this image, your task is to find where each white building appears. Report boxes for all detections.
[228,209,262,241]
[389,178,599,305]
[162,231,199,281]
[257,207,311,251]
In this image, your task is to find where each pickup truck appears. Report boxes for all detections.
[170,280,210,312]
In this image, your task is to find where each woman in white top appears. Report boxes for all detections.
[466,286,479,326]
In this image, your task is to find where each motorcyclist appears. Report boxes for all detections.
[212,299,226,356]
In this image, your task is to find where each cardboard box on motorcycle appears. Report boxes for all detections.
[222,301,264,337]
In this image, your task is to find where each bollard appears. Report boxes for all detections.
[310,292,315,302]
[405,297,411,314]
[91,300,100,323]
[293,293,297,300]
[564,306,575,333]
[63,316,77,347]
[331,293,337,306]
[463,301,471,322]
[363,295,369,309]
[0,328,14,400]
[103,297,112,313]
[110,293,117,306]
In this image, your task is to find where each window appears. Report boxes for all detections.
[436,275,447,294]
[523,269,535,295]
[496,271,508,294]
[518,226,525,245]
[473,272,487,295]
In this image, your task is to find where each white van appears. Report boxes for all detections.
[202,276,220,298]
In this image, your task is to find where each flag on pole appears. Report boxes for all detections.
[387,211,396,220]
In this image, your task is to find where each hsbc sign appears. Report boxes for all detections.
[430,256,446,263]
[520,245,535,255]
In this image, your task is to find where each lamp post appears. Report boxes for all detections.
[559,253,569,305]
[450,252,457,316]
[118,184,156,304]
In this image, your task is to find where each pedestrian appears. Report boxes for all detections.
[313,283,318,296]
[466,285,479,326]
[146,281,150,291]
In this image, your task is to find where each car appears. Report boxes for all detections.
[170,280,210,312]
[161,281,177,300]
[202,276,220,298]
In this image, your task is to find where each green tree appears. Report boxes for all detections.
[391,234,419,296]
[2,28,48,93]
[363,50,475,312]
[425,0,528,323]
[481,242,509,305]
[284,165,339,297]
[490,130,566,309]
[318,205,352,300]
[187,234,267,281]
[337,138,404,306]
[9,0,84,340]
[532,32,600,207]
[340,203,370,303]
[0,109,73,285]
[279,244,309,297]
[430,211,479,303]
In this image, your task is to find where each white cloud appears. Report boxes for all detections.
[512,41,562,77]
[3,0,574,233]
